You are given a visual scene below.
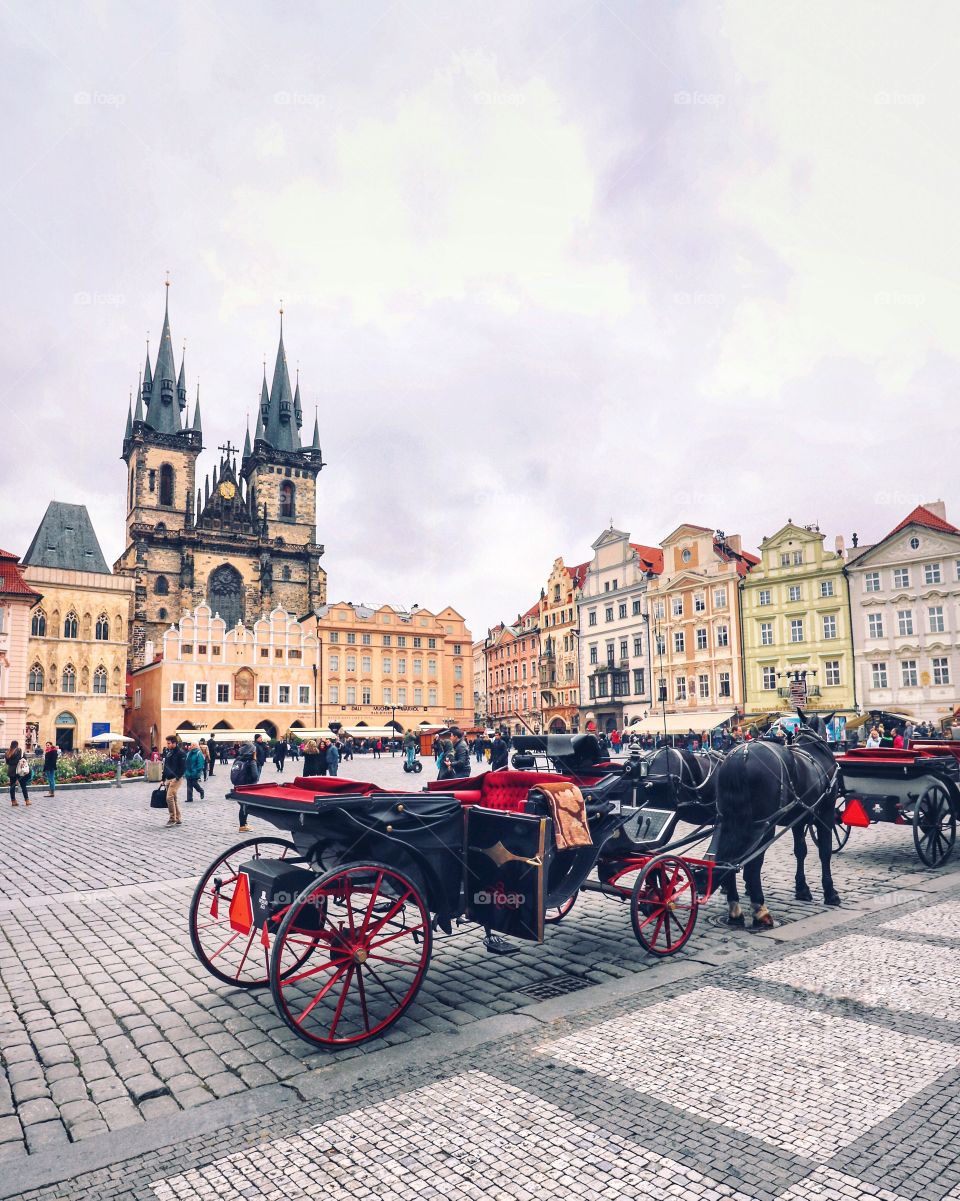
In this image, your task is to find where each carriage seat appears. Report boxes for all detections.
[292,775,383,796]
[425,770,586,812]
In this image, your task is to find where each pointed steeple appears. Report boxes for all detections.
[254,405,265,444]
[134,370,145,424]
[192,384,202,432]
[141,348,152,400]
[144,279,182,434]
[177,344,187,409]
[264,303,300,451]
[125,398,133,441]
[204,474,210,504]
[243,418,252,460]
[293,369,303,430]
[260,366,269,418]
[311,411,321,451]
[196,488,202,518]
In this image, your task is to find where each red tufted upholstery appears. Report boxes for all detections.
[425,769,606,810]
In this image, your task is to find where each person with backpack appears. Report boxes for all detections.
[6,740,30,806]
[184,741,206,803]
[253,734,268,771]
[230,743,260,787]
[42,741,59,796]
[161,735,186,826]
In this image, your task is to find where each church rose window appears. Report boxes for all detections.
[208,563,244,631]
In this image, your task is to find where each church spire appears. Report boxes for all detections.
[177,342,187,409]
[311,410,321,451]
[124,396,133,441]
[144,278,182,434]
[192,384,202,432]
[134,370,144,424]
[263,302,300,451]
[243,417,252,460]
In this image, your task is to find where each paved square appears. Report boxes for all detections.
[751,933,960,1021]
[539,985,960,1160]
[882,897,960,940]
[774,1167,913,1200]
[150,1070,759,1200]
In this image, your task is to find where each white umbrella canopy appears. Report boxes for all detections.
[88,732,135,744]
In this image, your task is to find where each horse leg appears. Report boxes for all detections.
[722,872,745,927]
[818,804,841,906]
[745,855,774,928]
[793,824,813,901]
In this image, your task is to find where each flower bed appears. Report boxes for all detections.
[0,751,145,785]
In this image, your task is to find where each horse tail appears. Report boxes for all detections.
[715,745,755,865]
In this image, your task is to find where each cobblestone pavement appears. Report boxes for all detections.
[1,755,959,1198]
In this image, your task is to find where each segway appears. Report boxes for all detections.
[402,757,423,774]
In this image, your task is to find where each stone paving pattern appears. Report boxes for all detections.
[1,753,958,1198]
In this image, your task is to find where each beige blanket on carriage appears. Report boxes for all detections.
[529,781,593,850]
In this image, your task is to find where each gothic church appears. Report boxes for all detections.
[114,285,327,666]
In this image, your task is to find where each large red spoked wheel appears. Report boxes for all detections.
[270,861,432,1048]
[630,855,698,957]
[189,836,308,988]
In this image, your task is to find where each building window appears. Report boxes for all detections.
[604,607,614,623]
[31,609,46,637]
[820,580,835,598]
[360,687,371,704]
[655,634,665,656]
[429,658,438,675]
[588,610,597,627]
[824,660,840,687]
[924,562,942,585]
[216,683,230,703]
[929,606,945,633]
[298,685,310,704]
[61,665,76,693]
[397,687,406,704]
[897,610,914,636]
[63,612,79,639]
[362,655,372,673]
[396,635,406,647]
[329,654,339,672]
[868,613,884,638]
[633,668,645,694]
[901,660,918,688]
[28,664,43,692]
[134,687,142,709]
[346,655,356,672]
[362,633,372,645]
[865,572,880,592]
[413,687,422,705]
[714,587,727,608]
[893,567,910,590]
[760,622,773,646]
[329,685,339,704]
[619,639,628,660]
[716,625,729,647]
[328,632,339,644]
[762,666,776,691]
[588,677,596,700]
[596,674,609,698]
[658,677,667,701]
[95,613,110,640]
[617,602,627,620]
[788,586,801,603]
[347,632,356,644]
[453,642,462,654]
[756,589,772,608]
[871,662,888,689]
[790,619,804,643]
[698,674,709,698]
[632,599,642,616]
[172,682,185,703]
[455,691,463,708]
[822,615,837,640]
[718,671,731,698]
[426,687,436,706]
[347,686,356,704]
[413,658,423,675]
[653,601,664,620]
[933,657,951,686]
[633,636,642,656]
[696,628,708,650]
[589,645,598,665]
[694,593,706,613]
[453,663,462,680]
[382,656,392,674]
[398,657,406,674]
[673,631,685,653]
[612,672,629,697]
[93,666,107,694]
[279,480,295,519]
[672,597,683,617]
[382,685,392,704]
[413,636,422,648]
[428,637,437,649]
[780,553,790,567]
[258,684,270,704]
[278,685,291,704]
[383,635,392,647]
[159,463,174,507]
[675,677,687,700]
[194,683,208,703]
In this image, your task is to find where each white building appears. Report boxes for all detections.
[847,502,960,725]
[577,527,662,733]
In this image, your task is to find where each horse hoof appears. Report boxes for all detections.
[795,885,813,902]
[727,913,745,928]
[825,892,841,907]
[752,913,775,929]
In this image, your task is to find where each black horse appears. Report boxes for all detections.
[714,710,841,928]
[641,745,720,826]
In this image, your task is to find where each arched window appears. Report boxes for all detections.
[129,468,135,510]
[95,613,110,640]
[93,666,107,695]
[63,612,79,639]
[61,665,76,693]
[281,566,291,581]
[279,480,295,520]
[28,664,44,692]
[155,576,169,596]
[208,563,244,631]
[31,609,46,637]
[159,463,175,507]
[114,614,123,640]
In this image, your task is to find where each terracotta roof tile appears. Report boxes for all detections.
[0,552,42,599]
[887,504,959,538]
[629,543,664,573]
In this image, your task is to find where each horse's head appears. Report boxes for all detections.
[796,709,835,742]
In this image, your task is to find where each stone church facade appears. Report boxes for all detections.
[114,286,327,666]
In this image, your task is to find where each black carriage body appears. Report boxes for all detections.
[838,753,960,821]
[237,859,321,932]
[465,807,553,942]
[229,784,465,931]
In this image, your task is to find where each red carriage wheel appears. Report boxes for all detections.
[630,855,697,957]
[270,861,432,1048]
[544,894,578,924]
[189,836,314,988]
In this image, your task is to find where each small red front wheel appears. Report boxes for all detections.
[270,861,432,1048]
[544,894,577,925]
[631,855,697,957]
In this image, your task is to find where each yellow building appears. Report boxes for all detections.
[129,604,320,750]
[312,603,472,731]
[0,549,42,750]
[21,503,135,751]
[741,522,856,720]
[538,557,587,733]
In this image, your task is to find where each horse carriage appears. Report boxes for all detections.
[836,741,960,867]
[189,718,842,1049]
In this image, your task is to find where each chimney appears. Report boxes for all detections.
[834,534,845,559]
[923,499,947,520]
[726,534,742,554]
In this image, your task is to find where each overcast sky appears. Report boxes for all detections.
[1,1,954,639]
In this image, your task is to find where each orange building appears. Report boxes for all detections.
[0,550,42,750]
[485,602,541,733]
[538,557,588,733]
[643,524,758,735]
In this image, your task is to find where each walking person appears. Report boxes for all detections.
[373,738,382,759]
[273,738,287,774]
[253,734,269,772]
[450,727,471,779]
[42,741,59,796]
[490,732,508,771]
[289,738,300,763]
[206,736,216,777]
[161,735,186,826]
[326,738,341,777]
[184,741,206,803]
[199,738,211,780]
[301,739,323,776]
[6,740,30,806]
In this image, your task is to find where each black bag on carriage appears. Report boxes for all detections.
[149,786,168,809]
